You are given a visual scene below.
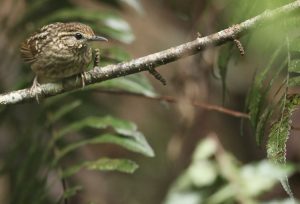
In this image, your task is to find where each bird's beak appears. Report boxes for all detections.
[88,36,108,42]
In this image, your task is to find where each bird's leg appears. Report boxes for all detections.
[93,48,100,68]
[80,72,87,87]
[79,48,101,88]
[79,48,100,88]
[30,76,41,103]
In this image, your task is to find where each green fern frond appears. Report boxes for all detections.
[62,158,138,178]
[266,94,300,199]
[247,46,283,127]
[267,94,300,165]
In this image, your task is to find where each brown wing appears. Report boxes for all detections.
[20,22,61,64]
[20,38,38,64]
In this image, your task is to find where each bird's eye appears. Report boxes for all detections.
[75,33,83,40]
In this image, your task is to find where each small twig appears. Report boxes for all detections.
[191,100,250,118]
[291,125,300,131]
[148,68,167,85]
[95,89,250,119]
[93,48,100,67]
[62,178,68,204]
[233,39,245,56]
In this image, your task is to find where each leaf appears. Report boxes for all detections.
[119,0,144,14]
[247,46,282,127]
[55,116,138,140]
[267,95,300,165]
[62,158,138,178]
[163,138,219,200]
[43,93,73,107]
[39,8,135,43]
[206,184,238,204]
[239,160,295,197]
[19,0,71,27]
[192,137,218,160]
[54,116,154,161]
[255,105,273,145]
[46,100,81,125]
[88,74,157,97]
[247,45,287,145]
[62,185,83,200]
[187,160,217,187]
[56,132,154,162]
[289,37,300,52]
[288,59,300,73]
[288,76,300,87]
[287,37,300,86]
[163,136,297,204]
[101,16,135,43]
[207,160,295,204]
[164,191,202,204]
[262,198,300,204]
[267,94,300,199]
[217,44,233,103]
[101,46,131,63]
[3,132,52,204]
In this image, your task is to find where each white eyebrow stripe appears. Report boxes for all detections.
[57,32,78,37]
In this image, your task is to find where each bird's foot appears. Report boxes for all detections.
[76,48,100,89]
[30,76,41,103]
[80,72,87,88]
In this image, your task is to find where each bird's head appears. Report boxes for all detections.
[57,22,108,49]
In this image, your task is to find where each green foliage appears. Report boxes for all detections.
[246,46,287,145]
[216,0,279,102]
[49,114,153,200]
[164,137,297,204]
[288,36,300,87]
[0,1,157,203]
[62,158,139,178]
[266,95,300,198]
[217,44,233,103]
[62,185,83,201]
[1,112,153,203]
[244,36,300,199]
[37,8,134,43]
[54,115,154,160]
[1,133,52,204]
[44,84,155,201]
[46,100,82,125]
[267,95,300,165]
[246,34,300,167]
[101,46,132,63]
[214,0,300,198]
[4,0,300,203]
[89,74,157,97]
[95,0,144,14]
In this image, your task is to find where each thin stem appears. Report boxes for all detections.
[95,89,250,119]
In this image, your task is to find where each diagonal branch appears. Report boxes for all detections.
[1,0,300,105]
[94,89,250,119]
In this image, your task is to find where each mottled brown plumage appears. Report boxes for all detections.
[20,22,107,91]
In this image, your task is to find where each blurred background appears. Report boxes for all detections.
[0,0,300,203]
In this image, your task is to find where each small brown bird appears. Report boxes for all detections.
[20,22,107,93]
